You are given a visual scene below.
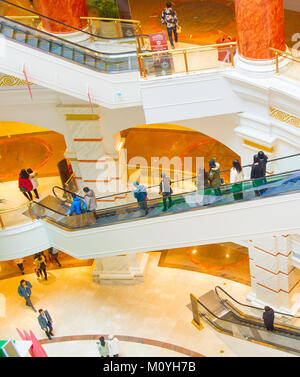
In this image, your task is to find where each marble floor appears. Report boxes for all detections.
[0,252,295,357]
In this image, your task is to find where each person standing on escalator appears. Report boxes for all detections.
[263,306,275,331]
[133,181,149,216]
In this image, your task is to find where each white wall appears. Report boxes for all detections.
[140,71,244,124]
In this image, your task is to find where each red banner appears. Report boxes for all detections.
[149,32,168,52]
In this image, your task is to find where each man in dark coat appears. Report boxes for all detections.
[263,306,275,331]
[251,155,263,196]
[38,309,54,340]
[18,280,36,312]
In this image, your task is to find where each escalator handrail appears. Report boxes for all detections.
[0,0,147,42]
[215,286,300,319]
[34,170,300,231]
[0,15,144,59]
[91,152,300,200]
[53,165,300,205]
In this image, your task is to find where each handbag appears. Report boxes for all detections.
[20,185,27,192]
[177,25,182,34]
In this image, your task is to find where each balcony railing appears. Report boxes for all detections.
[137,42,237,78]
[270,47,300,82]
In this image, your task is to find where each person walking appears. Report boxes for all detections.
[83,187,97,217]
[18,280,36,312]
[159,173,173,211]
[38,308,54,340]
[108,334,120,357]
[230,160,244,201]
[251,155,263,197]
[68,194,86,216]
[27,168,39,199]
[133,181,149,215]
[208,158,222,196]
[18,169,33,201]
[48,247,61,267]
[35,254,48,280]
[263,306,275,331]
[97,336,109,357]
[15,258,25,275]
[161,2,178,49]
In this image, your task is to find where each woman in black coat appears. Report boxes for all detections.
[251,155,263,197]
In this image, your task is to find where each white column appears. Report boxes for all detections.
[92,253,148,285]
[56,105,124,207]
[247,235,300,314]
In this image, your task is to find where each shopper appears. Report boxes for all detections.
[48,247,61,267]
[230,160,244,201]
[27,168,39,199]
[208,158,222,196]
[97,336,109,357]
[133,181,149,215]
[35,254,48,280]
[18,280,36,312]
[38,308,54,340]
[196,167,209,191]
[251,155,263,197]
[263,306,275,331]
[108,334,120,357]
[161,2,178,49]
[257,150,268,177]
[18,169,33,201]
[159,173,173,211]
[68,194,86,216]
[83,187,97,217]
[15,258,25,275]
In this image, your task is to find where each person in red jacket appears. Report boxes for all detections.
[18,169,33,201]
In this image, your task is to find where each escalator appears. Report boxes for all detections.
[0,0,142,73]
[28,156,300,231]
[195,286,300,355]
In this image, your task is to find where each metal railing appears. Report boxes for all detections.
[80,16,142,41]
[137,41,237,78]
[270,47,300,76]
[0,201,34,229]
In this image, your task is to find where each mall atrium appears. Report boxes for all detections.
[0,0,300,358]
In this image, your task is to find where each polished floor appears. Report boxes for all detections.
[159,242,250,286]
[0,128,66,182]
[129,0,300,48]
[0,253,295,357]
[0,251,93,280]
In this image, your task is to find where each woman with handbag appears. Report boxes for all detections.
[18,169,33,201]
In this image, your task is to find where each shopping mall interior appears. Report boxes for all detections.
[0,0,300,358]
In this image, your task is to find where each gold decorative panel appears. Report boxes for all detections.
[0,74,34,87]
[270,107,300,128]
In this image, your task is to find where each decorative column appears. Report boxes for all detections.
[57,105,126,209]
[235,0,287,74]
[37,0,88,43]
[247,235,300,314]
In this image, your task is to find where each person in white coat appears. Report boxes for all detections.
[27,168,39,199]
[230,160,244,201]
[83,187,97,217]
[108,334,120,357]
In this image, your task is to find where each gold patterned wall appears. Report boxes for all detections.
[0,74,34,87]
[270,107,300,128]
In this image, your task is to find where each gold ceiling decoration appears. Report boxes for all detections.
[0,74,34,87]
[270,107,300,128]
